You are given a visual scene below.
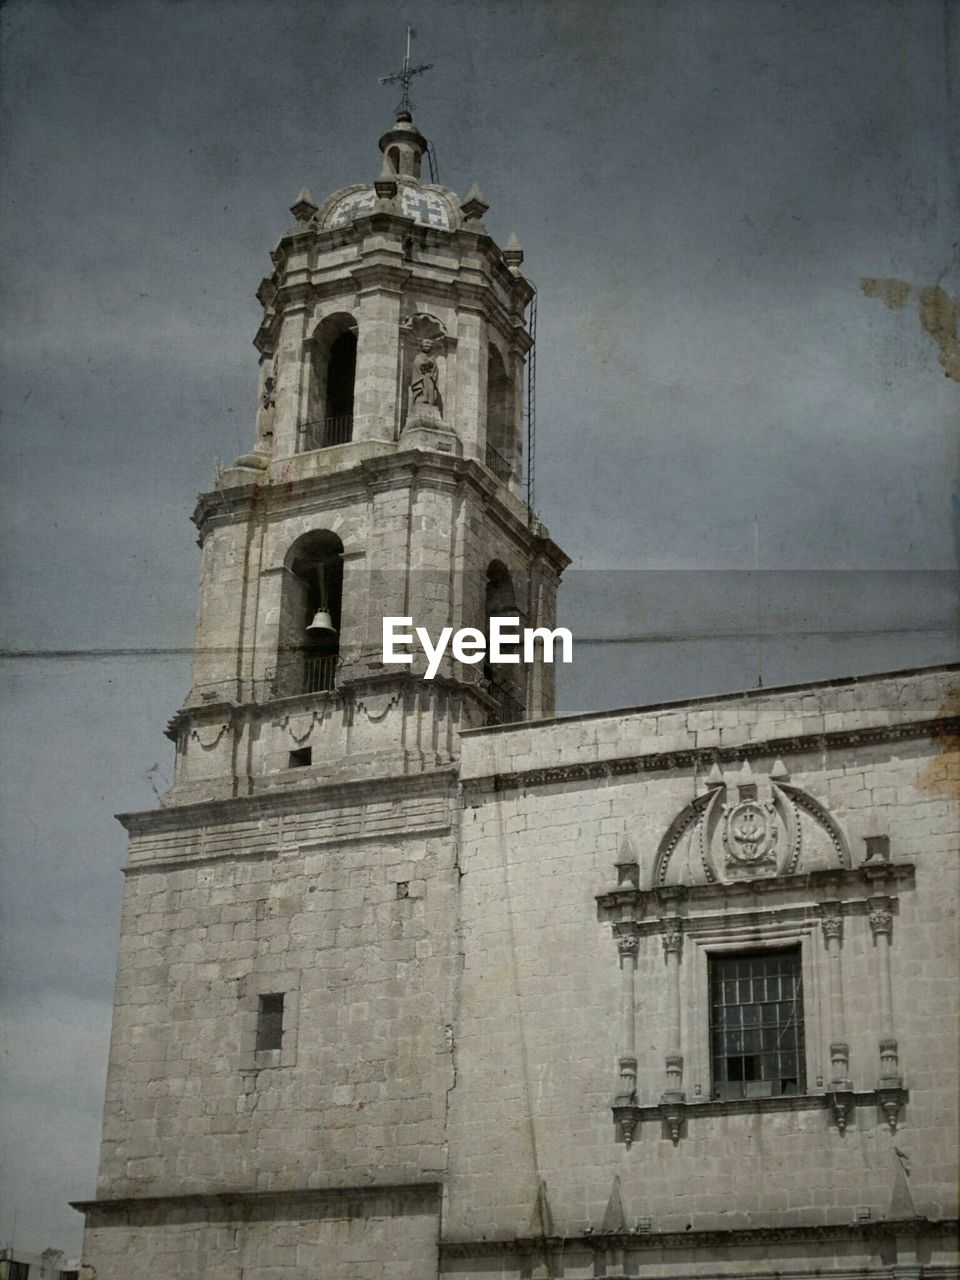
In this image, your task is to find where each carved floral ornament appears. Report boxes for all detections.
[613,924,639,958]
[869,907,894,936]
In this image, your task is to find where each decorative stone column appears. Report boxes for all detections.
[869,898,906,1130]
[659,921,686,1144]
[820,905,853,1131]
[661,925,684,1095]
[613,924,639,1103]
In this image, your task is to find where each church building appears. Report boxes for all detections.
[74,86,959,1280]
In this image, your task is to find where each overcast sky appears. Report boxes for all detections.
[1,0,957,1256]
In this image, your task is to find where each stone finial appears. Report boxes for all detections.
[705,761,724,788]
[375,153,398,201]
[770,758,789,781]
[290,188,318,223]
[504,231,524,267]
[601,1175,628,1233]
[460,182,489,222]
[615,833,639,886]
[889,1149,917,1219]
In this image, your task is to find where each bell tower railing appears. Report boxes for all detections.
[302,414,354,452]
[485,443,512,484]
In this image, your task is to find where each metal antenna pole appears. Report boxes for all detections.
[525,293,538,524]
[754,514,763,689]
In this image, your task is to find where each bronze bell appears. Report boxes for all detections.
[306,608,337,638]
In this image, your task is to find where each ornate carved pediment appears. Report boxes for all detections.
[653,760,850,888]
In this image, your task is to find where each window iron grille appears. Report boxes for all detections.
[709,948,805,1099]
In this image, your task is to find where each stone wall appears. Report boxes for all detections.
[446,668,959,1251]
[80,1184,440,1280]
[95,775,460,1201]
[80,667,958,1278]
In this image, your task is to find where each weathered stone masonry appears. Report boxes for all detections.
[75,96,959,1280]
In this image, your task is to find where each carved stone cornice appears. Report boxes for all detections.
[166,667,494,748]
[116,758,459,842]
[595,865,914,923]
[462,715,960,786]
[190,451,567,574]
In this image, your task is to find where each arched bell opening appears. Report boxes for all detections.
[485,345,516,484]
[303,314,357,451]
[483,559,526,725]
[276,531,344,696]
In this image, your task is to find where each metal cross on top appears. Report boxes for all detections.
[379,24,433,117]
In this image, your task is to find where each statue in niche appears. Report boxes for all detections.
[409,339,441,411]
[400,311,448,430]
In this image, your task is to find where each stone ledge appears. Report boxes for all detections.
[117,766,459,836]
[72,1179,442,1225]
[438,1215,956,1257]
[612,1088,910,1146]
[596,863,915,916]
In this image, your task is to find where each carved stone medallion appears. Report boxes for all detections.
[722,797,777,874]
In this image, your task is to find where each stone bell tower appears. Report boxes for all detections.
[164,104,569,803]
[77,92,568,1278]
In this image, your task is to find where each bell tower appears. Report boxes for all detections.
[164,99,569,804]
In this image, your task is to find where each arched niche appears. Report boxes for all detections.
[399,312,447,432]
[303,313,357,451]
[485,344,516,481]
[275,530,344,696]
[482,559,525,724]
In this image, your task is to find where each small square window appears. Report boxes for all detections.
[709,947,805,1100]
[289,747,312,768]
[256,993,284,1052]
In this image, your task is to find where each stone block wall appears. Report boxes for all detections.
[95,775,460,1201]
[80,1185,440,1280]
[446,668,959,1246]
